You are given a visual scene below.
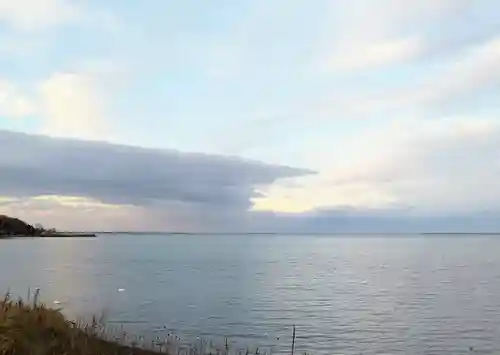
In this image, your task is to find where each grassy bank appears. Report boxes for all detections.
[0,293,292,355]
[0,294,165,355]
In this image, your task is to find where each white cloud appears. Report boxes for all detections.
[327,0,460,42]
[217,33,500,150]
[0,0,119,33]
[38,72,111,140]
[301,36,500,121]
[0,0,82,30]
[254,117,500,215]
[0,71,114,141]
[354,36,500,112]
[319,0,472,71]
[323,37,425,72]
[405,36,500,105]
[0,80,36,117]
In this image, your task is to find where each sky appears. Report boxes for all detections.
[1,0,500,232]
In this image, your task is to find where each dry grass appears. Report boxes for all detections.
[0,292,165,355]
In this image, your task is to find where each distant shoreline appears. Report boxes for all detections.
[421,232,500,235]
[0,232,97,239]
[89,231,500,236]
[0,215,96,239]
[4,231,499,239]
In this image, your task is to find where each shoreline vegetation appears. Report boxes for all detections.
[0,292,167,355]
[1,291,299,355]
[0,215,96,239]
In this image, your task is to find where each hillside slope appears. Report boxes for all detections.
[0,215,38,236]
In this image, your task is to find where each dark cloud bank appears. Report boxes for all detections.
[0,130,310,208]
[1,130,499,233]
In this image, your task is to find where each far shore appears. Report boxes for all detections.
[0,232,97,239]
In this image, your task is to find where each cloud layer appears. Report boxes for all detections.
[255,118,500,217]
[0,130,311,226]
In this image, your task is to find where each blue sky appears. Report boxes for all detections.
[1,0,500,232]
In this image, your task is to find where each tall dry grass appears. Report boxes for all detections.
[0,291,166,355]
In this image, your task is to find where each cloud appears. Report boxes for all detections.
[1,69,115,141]
[318,0,475,71]
[38,72,111,140]
[0,130,312,230]
[215,33,500,154]
[404,36,500,106]
[254,117,500,216]
[302,36,500,122]
[327,0,465,41]
[322,37,425,72]
[0,0,82,30]
[0,196,146,231]
[2,120,499,233]
[246,208,500,233]
[328,36,500,113]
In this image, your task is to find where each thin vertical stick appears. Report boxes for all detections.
[291,325,296,355]
[33,288,40,308]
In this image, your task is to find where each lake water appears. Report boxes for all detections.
[1,234,500,354]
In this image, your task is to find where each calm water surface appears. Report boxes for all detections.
[1,234,499,354]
